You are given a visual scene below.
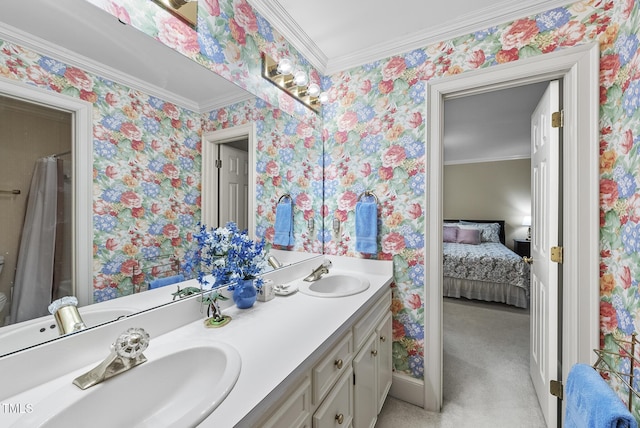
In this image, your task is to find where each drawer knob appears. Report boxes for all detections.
[380,335,386,342]
[335,413,344,424]
[334,359,343,369]
[371,349,378,357]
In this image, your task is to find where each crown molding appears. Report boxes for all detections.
[0,23,202,112]
[250,0,573,75]
[200,91,255,112]
[247,0,327,71]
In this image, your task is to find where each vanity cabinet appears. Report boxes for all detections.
[256,289,391,428]
[376,312,393,413]
[353,305,393,428]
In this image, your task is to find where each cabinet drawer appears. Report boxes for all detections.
[353,290,391,350]
[312,332,353,405]
[313,367,353,428]
[261,376,312,428]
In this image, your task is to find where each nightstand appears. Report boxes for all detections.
[513,239,531,257]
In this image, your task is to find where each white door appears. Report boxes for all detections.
[218,144,248,230]
[529,80,561,428]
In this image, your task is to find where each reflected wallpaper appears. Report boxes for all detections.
[3,0,640,413]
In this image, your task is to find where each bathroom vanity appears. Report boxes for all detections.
[0,255,393,427]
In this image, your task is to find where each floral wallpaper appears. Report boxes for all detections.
[203,98,323,254]
[0,38,203,301]
[88,0,320,123]
[0,0,322,303]
[5,0,640,415]
[320,0,640,410]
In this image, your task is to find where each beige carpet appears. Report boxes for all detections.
[376,298,546,427]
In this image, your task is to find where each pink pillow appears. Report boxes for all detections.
[443,226,458,243]
[456,228,481,244]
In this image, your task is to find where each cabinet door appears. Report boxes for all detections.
[353,333,377,428]
[376,312,393,413]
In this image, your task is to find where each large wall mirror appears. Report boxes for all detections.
[0,0,323,356]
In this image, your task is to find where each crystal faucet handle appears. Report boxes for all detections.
[113,327,150,359]
[47,296,79,314]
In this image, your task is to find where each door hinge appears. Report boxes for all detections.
[215,159,222,168]
[552,110,563,128]
[550,246,563,264]
[550,380,564,399]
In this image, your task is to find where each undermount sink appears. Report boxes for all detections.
[0,307,135,356]
[298,273,370,297]
[4,338,241,428]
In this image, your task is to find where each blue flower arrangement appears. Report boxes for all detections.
[184,222,268,289]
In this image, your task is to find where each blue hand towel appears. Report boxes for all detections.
[274,201,293,246]
[565,363,638,428]
[149,274,184,290]
[355,201,378,254]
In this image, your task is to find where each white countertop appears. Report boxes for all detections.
[0,255,392,427]
[196,255,393,426]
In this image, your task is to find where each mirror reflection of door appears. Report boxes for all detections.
[217,139,248,230]
[0,95,72,326]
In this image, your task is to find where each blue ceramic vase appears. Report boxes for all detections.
[233,278,257,309]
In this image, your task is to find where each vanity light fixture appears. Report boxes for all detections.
[152,0,198,29]
[307,83,321,97]
[262,53,325,113]
[277,58,293,75]
[293,70,308,87]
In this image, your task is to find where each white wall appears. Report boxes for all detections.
[443,158,531,249]
[0,97,72,323]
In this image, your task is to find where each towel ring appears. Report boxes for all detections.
[277,194,292,204]
[358,191,378,204]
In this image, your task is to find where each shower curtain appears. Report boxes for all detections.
[10,157,63,323]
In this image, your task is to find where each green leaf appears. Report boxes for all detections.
[392,342,409,372]
[347,130,361,145]
[393,79,410,93]
[518,45,541,59]
[393,167,409,181]
[61,86,80,98]
[393,254,409,271]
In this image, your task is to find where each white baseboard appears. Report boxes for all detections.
[388,372,425,408]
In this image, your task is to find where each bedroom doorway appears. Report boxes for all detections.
[424,43,600,423]
[440,81,554,425]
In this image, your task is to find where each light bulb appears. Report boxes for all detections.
[308,83,321,97]
[319,92,329,104]
[277,58,293,75]
[294,70,308,87]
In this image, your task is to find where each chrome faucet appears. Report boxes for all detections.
[73,327,150,390]
[304,260,332,282]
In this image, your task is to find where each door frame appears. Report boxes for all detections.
[424,43,600,413]
[202,123,256,238]
[0,77,93,306]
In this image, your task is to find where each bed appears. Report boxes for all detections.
[442,219,530,308]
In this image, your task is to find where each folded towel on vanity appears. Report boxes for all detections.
[149,274,184,290]
[274,201,294,246]
[355,200,378,254]
[565,363,638,428]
